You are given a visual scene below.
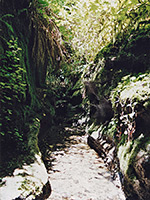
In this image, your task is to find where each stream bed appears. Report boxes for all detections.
[47,131,126,200]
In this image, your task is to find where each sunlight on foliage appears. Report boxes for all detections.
[51,0,150,61]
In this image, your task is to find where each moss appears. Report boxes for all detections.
[94,24,150,83]
[27,118,40,156]
[111,73,150,109]
[87,123,100,135]
[84,16,150,200]
[118,134,150,180]
[118,141,135,175]
[104,119,117,138]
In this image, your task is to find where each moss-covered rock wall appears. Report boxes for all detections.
[0,0,64,176]
[0,0,68,198]
[84,25,150,200]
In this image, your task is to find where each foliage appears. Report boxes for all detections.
[0,37,26,139]
[0,0,75,178]
[0,14,14,34]
[55,0,150,61]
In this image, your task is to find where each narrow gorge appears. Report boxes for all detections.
[0,0,150,200]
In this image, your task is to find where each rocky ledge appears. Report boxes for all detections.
[0,154,51,200]
[87,129,150,200]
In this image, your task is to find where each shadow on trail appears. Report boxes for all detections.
[38,118,86,171]
[38,113,126,199]
[46,127,126,200]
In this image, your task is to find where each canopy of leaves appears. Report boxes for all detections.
[53,0,150,61]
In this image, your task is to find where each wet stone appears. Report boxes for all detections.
[48,134,126,200]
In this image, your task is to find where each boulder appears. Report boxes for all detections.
[0,154,51,200]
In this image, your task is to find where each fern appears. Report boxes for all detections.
[0,14,14,33]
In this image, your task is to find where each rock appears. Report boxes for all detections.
[132,151,150,200]
[87,134,119,176]
[87,135,107,158]
[118,135,150,200]
[84,25,150,200]
[0,154,51,200]
[84,81,114,125]
[35,181,51,200]
[90,130,99,139]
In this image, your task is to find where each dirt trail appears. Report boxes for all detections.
[48,134,126,200]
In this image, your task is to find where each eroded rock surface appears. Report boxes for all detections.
[0,154,51,200]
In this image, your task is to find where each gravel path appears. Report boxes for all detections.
[48,134,126,200]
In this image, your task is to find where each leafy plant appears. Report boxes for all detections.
[0,14,14,33]
[0,37,27,139]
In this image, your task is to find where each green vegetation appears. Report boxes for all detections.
[0,0,82,177]
[1,3,150,197]
[0,38,26,139]
[54,0,150,61]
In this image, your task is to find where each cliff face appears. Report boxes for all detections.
[1,1,150,199]
[85,25,150,200]
[0,0,64,198]
[113,74,150,200]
